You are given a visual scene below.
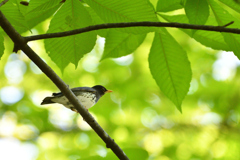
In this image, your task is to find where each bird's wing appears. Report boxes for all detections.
[52,87,96,97]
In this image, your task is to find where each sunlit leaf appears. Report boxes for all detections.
[156,0,184,12]
[219,0,240,13]
[84,0,158,34]
[208,0,240,59]
[1,0,29,33]
[101,30,146,60]
[86,6,109,37]
[149,29,192,112]
[44,0,97,71]
[159,14,230,51]
[25,0,62,28]
[184,0,209,35]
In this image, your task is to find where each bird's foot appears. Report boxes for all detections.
[70,107,78,113]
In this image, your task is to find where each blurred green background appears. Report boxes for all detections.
[0,18,240,160]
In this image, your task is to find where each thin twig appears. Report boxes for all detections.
[222,21,234,27]
[0,0,9,7]
[0,11,129,160]
[25,21,240,42]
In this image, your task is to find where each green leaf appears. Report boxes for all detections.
[219,0,240,14]
[149,30,192,112]
[185,0,209,25]
[124,148,148,160]
[156,0,184,12]
[25,0,62,28]
[104,148,147,160]
[84,0,158,34]
[101,30,146,60]
[208,0,240,59]
[86,6,109,37]
[0,33,4,60]
[44,0,97,71]
[159,14,230,51]
[1,0,30,33]
[79,156,104,160]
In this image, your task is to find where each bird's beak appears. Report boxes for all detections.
[105,90,113,93]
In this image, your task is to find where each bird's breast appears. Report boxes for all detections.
[76,92,97,109]
[51,92,97,109]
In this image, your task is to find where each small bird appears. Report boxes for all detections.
[41,85,112,112]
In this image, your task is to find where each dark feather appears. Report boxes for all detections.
[41,97,55,105]
[52,87,96,97]
[41,85,109,107]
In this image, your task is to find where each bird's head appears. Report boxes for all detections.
[92,85,112,97]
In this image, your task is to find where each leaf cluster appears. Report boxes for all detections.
[0,0,239,118]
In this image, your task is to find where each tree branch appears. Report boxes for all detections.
[0,11,129,160]
[25,21,240,42]
[0,0,9,7]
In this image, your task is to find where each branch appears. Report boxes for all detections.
[222,21,234,27]
[0,0,9,7]
[25,21,240,42]
[0,11,129,160]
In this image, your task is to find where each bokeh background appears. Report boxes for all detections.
[1,11,240,160]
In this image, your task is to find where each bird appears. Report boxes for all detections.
[41,85,112,112]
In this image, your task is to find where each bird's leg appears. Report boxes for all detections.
[70,106,88,113]
[69,106,89,121]
[70,107,78,113]
[70,106,89,121]
[82,107,89,121]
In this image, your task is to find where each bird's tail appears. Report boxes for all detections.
[41,97,55,105]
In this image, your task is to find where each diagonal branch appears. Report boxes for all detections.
[0,0,8,7]
[25,21,240,42]
[0,11,129,160]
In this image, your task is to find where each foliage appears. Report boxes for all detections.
[0,0,240,159]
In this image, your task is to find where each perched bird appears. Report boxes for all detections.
[41,85,112,112]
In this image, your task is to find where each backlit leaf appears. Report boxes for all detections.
[25,0,62,28]
[44,0,97,71]
[1,0,29,33]
[149,29,192,112]
[84,0,158,34]
[101,30,146,60]
[159,14,230,51]
[219,0,240,14]
[157,0,184,12]
[208,0,240,59]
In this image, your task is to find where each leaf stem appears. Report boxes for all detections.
[222,21,234,27]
